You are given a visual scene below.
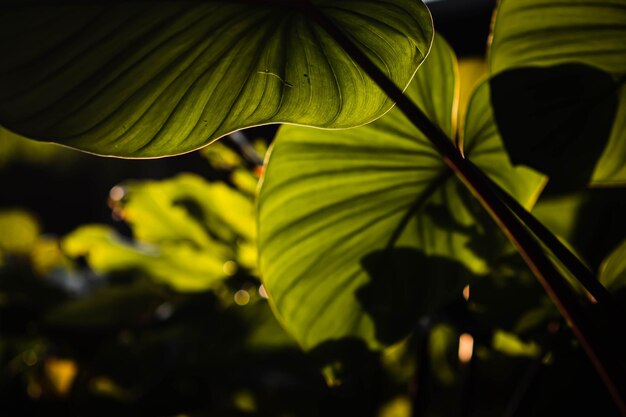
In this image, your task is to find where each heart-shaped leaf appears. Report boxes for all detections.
[489,0,626,187]
[258,35,544,349]
[0,0,432,157]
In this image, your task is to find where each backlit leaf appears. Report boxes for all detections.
[62,225,229,292]
[258,36,544,349]
[0,0,432,157]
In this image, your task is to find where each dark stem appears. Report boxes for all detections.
[503,320,561,417]
[467,161,626,339]
[478,162,615,307]
[303,4,626,414]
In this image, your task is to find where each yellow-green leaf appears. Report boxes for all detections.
[258,36,544,349]
[63,225,230,292]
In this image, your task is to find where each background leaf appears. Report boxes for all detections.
[121,174,256,246]
[258,36,544,349]
[489,0,626,187]
[0,0,432,157]
[592,86,626,185]
[600,240,626,293]
[60,172,260,291]
[62,225,230,292]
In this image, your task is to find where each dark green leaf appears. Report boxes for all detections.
[490,64,619,192]
[489,0,626,186]
[0,0,432,157]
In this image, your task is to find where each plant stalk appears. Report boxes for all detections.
[303,4,626,414]
[477,162,615,307]
[467,161,626,337]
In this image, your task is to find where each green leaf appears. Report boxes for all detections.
[532,189,626,270]
[491,330,540,358]
[592,85,626,185]
[0,127,75,168]
[462,82,546,207]
[74,174,259,290]
[121,173,256,245]
[490,0,626,76]
[0,0,432,157]
[118,173,257,270]
[428,324,458,386]
[62,225,231,292]
[489,0,626,186]
[599,240,626,293]
[258,35,544,349]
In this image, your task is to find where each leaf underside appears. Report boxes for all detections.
[258,36,544,350]
[0,0,432,157]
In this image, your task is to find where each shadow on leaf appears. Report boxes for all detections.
[490,63,619,193]
[357,248,476,345]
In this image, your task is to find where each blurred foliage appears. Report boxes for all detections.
[0,139,414,416]
[600,239,626,293]
[0,128,76,169]
[0,209,40,256]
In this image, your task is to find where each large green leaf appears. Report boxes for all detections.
[258,36,545,349]
[489,0,626,186]
[0,0,432,157]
